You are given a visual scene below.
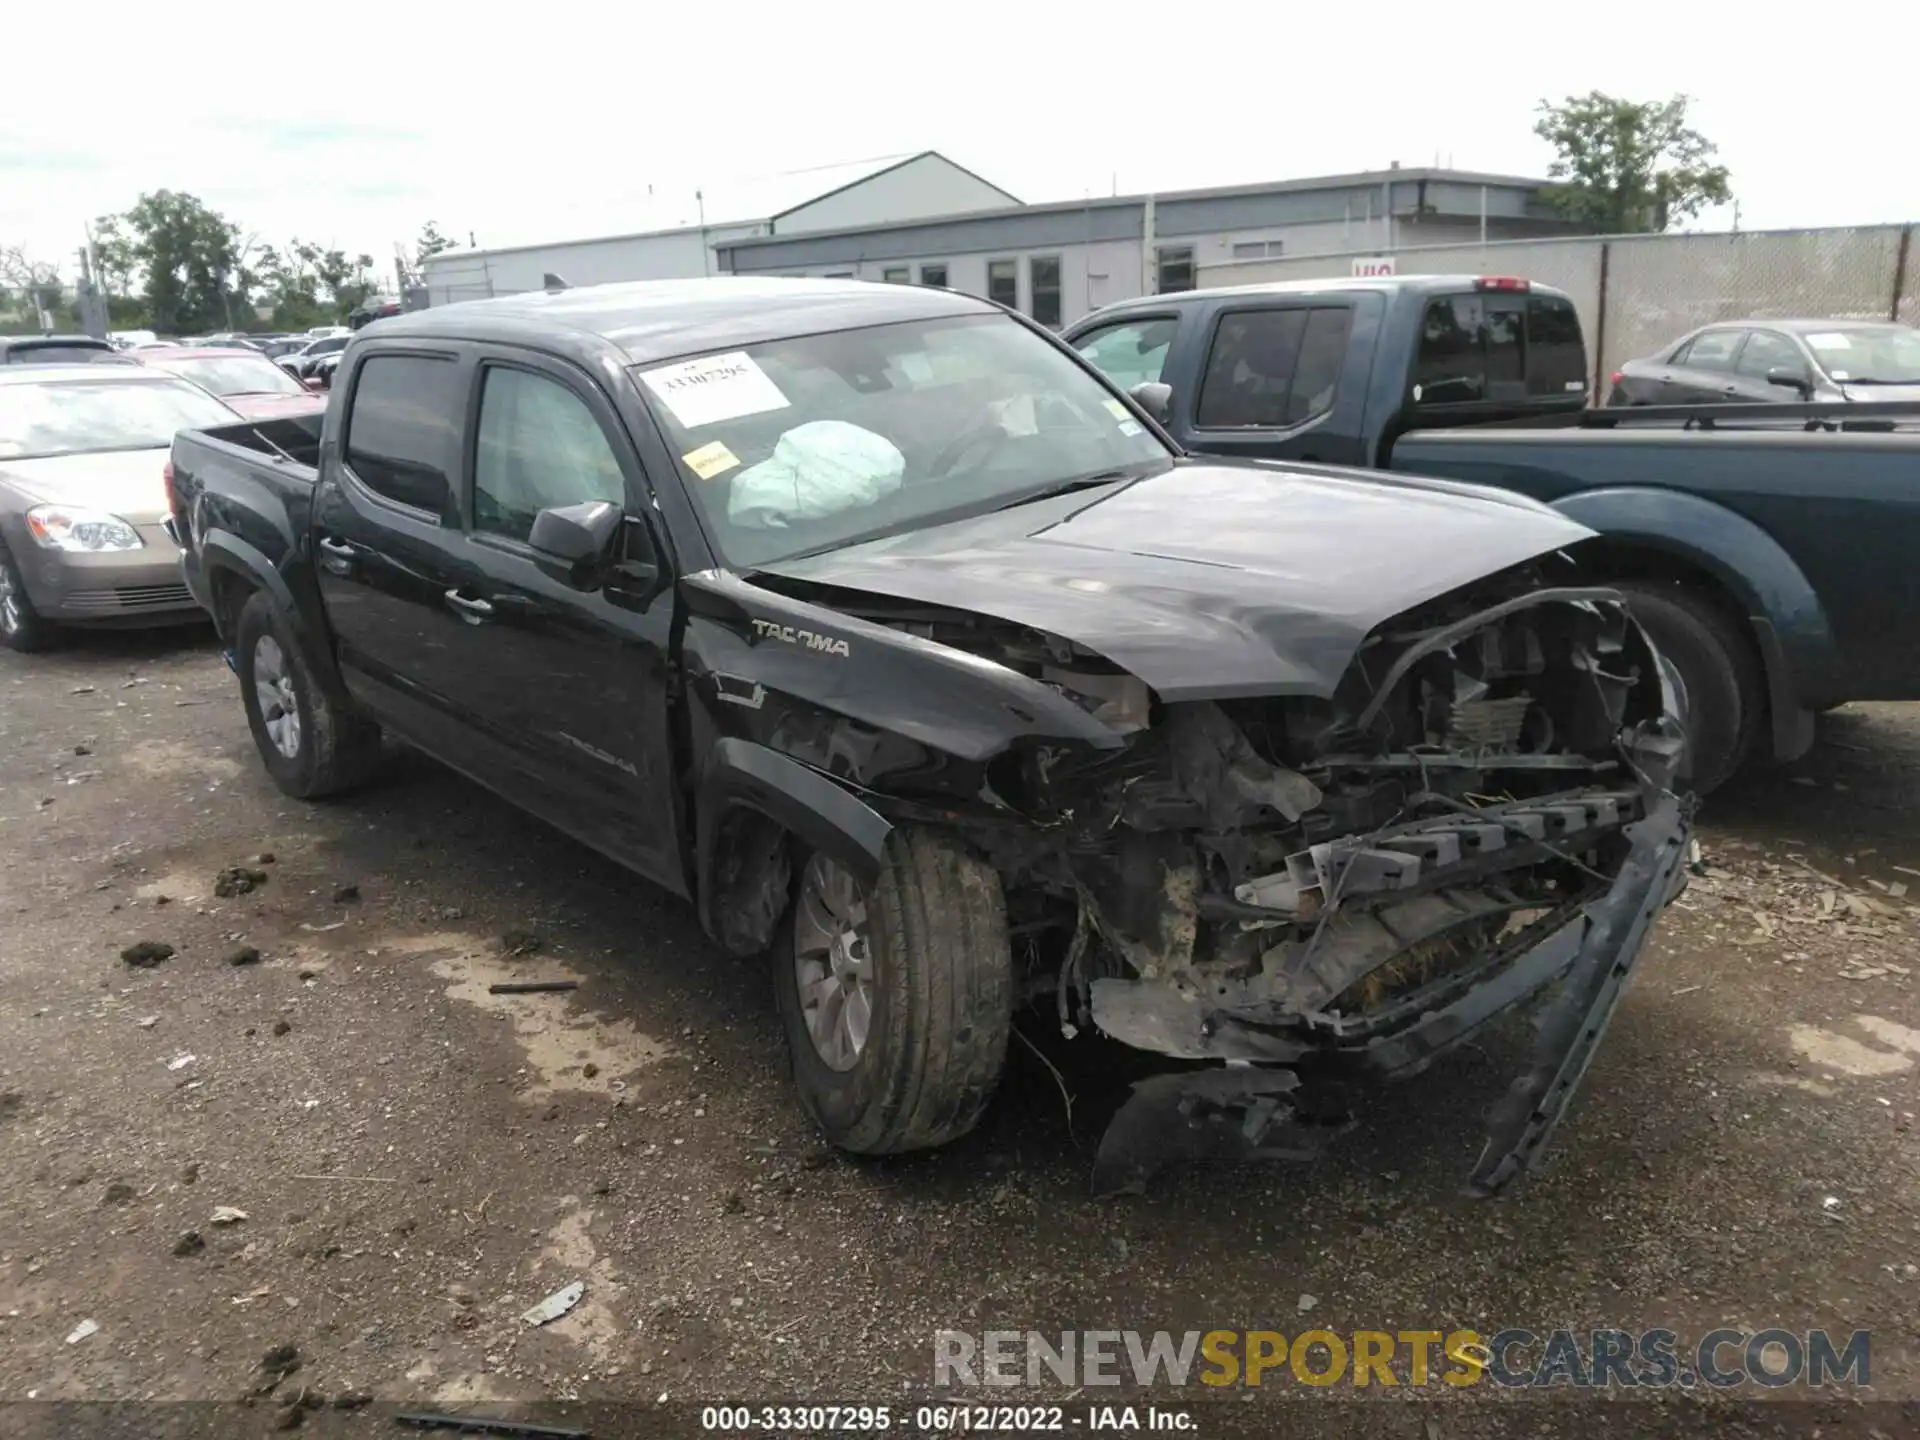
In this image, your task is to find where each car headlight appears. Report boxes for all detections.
[25,506,145,552]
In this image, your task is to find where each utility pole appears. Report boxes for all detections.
[74,243,109,339]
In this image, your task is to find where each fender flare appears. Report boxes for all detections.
[1551,486,1837,759]
[694,737,893,943]
[198,531,353,709]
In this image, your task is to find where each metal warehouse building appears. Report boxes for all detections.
[715,167,1589,328]
[419,151,1019,305]
[422,156,1589,329]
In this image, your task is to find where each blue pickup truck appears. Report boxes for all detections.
[1064,276,1920,792]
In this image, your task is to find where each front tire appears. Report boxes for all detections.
[775,828,1013,1155]
[0,540,55,652]
[235,591,381,798]
[1614,580,1760,794]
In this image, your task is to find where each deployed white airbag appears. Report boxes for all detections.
[728,421,904,529]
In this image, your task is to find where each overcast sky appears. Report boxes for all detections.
[5,3,1913,283]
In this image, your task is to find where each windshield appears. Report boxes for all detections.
[153,354,307,397]
[636,313,1173,567]
[1802,326,1920,385]
[0,378,237,459]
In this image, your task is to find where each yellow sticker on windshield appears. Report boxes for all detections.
[682,440,740,480]
[1103,398,1130,420]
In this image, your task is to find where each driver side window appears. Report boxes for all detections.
[473,367,628,543]
[1072,318,1176,391]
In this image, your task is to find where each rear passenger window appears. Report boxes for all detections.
[1675,330,1740,371]
[344,355,461,514]
[1195,307,1350,428]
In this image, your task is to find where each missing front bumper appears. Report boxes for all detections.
[1087,793,1691,1197]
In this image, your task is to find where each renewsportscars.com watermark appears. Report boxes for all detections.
[934,1328,1871,1390]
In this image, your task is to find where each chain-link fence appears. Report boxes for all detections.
[1198,223,1918,389]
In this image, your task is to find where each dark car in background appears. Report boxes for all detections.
[1608,319,1920,406]
[0,336,118,365]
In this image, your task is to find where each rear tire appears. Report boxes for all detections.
[1613,580,1760,794]
[774,827,1013,1155]
[235,591,381,798]
[0,540,55,653]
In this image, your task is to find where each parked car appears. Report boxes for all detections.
[1608,319,1920,406]
[0,364,238,649]
[280,334,351,379]
[1063,277,1920,792]
[138,346,326,420]
[304,325,351,341]
[171,277,1690,1198]
[0,335,117,365]
[305,352,343,390]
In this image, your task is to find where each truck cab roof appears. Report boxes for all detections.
[1082,274,1576,322]
[369,277,1001,367]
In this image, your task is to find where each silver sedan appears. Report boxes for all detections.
[0,364,239,651]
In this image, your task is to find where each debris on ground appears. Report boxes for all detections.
[331,883,360,903]
[209,1206,249,1226]
[119,940,174,968]
[257,853,276,865]
[167,1053,196,1072]
[172,1231,205,1257]
[391,1415,588,1438]
[260,1343,301,1382]
[214,866,269,898]
[102,1182,135,1206]
[136,1016,159,1029]
[226,946,262,967]
[488,980,578,995]
[272,1020,291,1037]
[499,930,544,957]
[1296,1293,1318,1314]
[297,922,345,933]
[64,1319,99,1345]
[520,1280,584,1327]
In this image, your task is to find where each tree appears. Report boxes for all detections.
[0,246,64,326]
[121,190,242,333]
[1533,92,1732,234]
[413,220,455,268]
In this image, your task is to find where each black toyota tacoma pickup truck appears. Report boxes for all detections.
[1066,277,1920,792]
[169,278,1689,1196]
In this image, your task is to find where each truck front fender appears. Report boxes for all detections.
[695,737,893,955]
[1551,486,1839,754]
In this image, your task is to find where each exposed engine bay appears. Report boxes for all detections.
[726,554,1692,1196]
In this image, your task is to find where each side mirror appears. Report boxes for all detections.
[1766,367,1812,397]
[1128,381,1173,426]
[528,499,623,589]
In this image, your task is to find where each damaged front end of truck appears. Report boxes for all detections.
[690,550,1692,1197]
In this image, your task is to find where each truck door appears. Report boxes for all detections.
[416,350,686,891]
[1178,301,1369,465]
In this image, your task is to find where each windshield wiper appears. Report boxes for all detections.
[985,469,1139,514]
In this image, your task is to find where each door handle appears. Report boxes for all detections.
[317,536,356,574]
[444,588,494,622]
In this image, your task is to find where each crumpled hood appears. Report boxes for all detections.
[760,459,1596,700]
[0,449,172,525]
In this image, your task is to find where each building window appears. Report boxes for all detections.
[987,259,1018,308]
[881,266,910,284]
[1028,256,1062,328]
[1155,246,1195,294]
[919,263,948,288]
[1230,239,1285,260]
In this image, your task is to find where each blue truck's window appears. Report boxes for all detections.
[1526,295,1587,395]
[473,368,627,542]
[1071,318,1176,391]
[1194,307,1351,429]
[343,355,461,514]
[1415,293,1588,405]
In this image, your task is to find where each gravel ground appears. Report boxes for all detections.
[2,625,1917,1438]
